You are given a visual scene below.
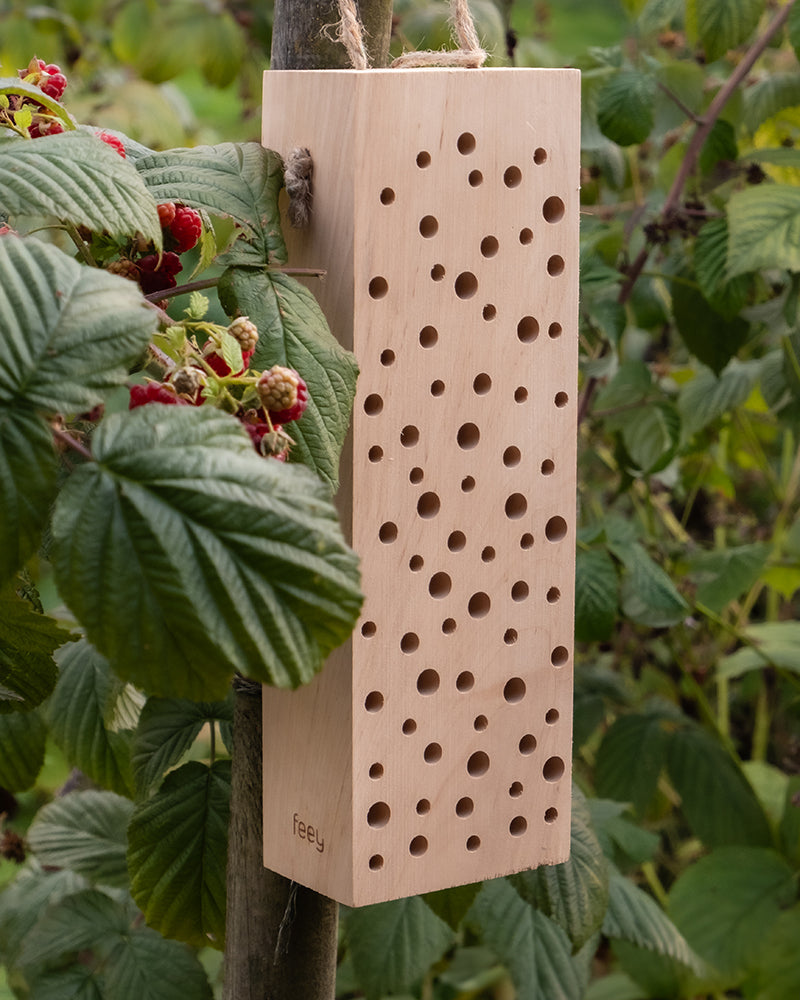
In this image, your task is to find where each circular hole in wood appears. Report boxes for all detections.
[555,391,569,408]
[543,756,565,782]
[509,781,524,797]
[468,169,483,187]
[409,466,424,484]
[431,263,446,281]
[503,677,526,703]
[416,799,430,815]
[461,475,475,493]
[548,322,563,339]
[468,592,491,618]
[457,422,480,449]
[480,235,499,258]
[545,515,568,541]
[504,165,522,187]
[400,632,419,653]
[504,628,518,645]
[505,493,527,519]
[520,533,534,549]
[474,714,488,732]
[364,393,383,415]
[517,316,539,342]
[456,670,475,692]
[541,459,555,475]
[481,546,495,563]
[547,255,565,276]
[402,718,417,735]
[368,276,388,299]
[466,835,481,851]
[409,554,424,571]
[442,617,457,634]
[503,445,521,467]
[417,668,440,694]
[364,691,384,712]
[546,708,560,724]
[369,854,384,871]
[510,816,528,837]
[417,491,440,518]
[424,742,442,763]
[467,751,490,777]
[379,187,395,205]
[401,424,420,446]
[514,386,528,403]
[430,379,445,397]
[368,445,383,463]
[519,734,537,755]
[416,150,431,167]
[455,271,478,299]
[380,348,395,366]
[543,195,565,223]
[551,645,569,667]
[448,530,466,551]
[367,801,390,828]
[419,215,439,238]
[457,131,476,154]
[511,581,529,602]
[519,227,533,245]
[547,586,561,604]
[482,303,497,320]
[378,521,397,543]
[473,372,492,394]
[429,572,452,598]
[545,807,558,823]
[456,796,474,817]
[419,325,438,348]
[368,762,383,779]
[534,147,548,164]
[361,620,377,638]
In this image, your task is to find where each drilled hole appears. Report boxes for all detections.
[367,802,390,828]
[430,379,445,397]
[379,521,397,543]
[379,187,395,205]
[361,621,376,638]
[534,147,547,164]
[401,424,419,446]
[429,572,452,598]
[504,628,518,645]
[417,668,440,694]
[519,227,533,245]
[551,645,569,667]
[514,386,528,403]
[541,459,555,475]
[547,587,561,604]
[509,781,523,797]
[380,349,395,366]
[546,708,560,724]
[547,255,565,276]
[369,854,384,870]
[457,131,476,154]
[543,195,565,223]
[368,445,383,463]
[409,466,424,484]
[364,393,383,415]
[503,446,521,467]
[456,796,474,817]
[417,492,440,518]
[510,816,528,836]
[424,742,442,763]
[461,476,475,493]
[474,714,488,732]
[431,263,446,281]
[555,391,569,408]
[442,617,457,634]
[511,581,529,602]
[520,533,534,549]
[400,632,419,653]
[417,150,431,168]
[409,835,428,857]
[545,807,558,823]
[466,835,481,851]
[481,546,495,563]
[448,530,466,551]
[505,493,527,519]
[480,235,499,258]
[482,303,497,320]
[402,718,417,735]
[468,592,491,618]
[545,515,568,541]
[457,422,480,449]
[419,325,438,348]
[419,215,439,238]
[519,734,537,755]
[409,554,424,572]
[369,762,383,779]
[548,322,563,339]
[504,677,526,704]
[416,799,430,815]
[543,756,565,782]
[473,373,492,394]
[456,670,474,692]
[468,169,483,187]
[467,751,490,777]
[504,165,522,187]
[455,271,478,299]
[369,276,388,299]
[364,691,384,712]
[517,316,539,342]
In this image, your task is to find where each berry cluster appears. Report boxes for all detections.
[0,57,70,138]
[107,205,202,299]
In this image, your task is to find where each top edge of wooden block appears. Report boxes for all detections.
[264,67,581,78]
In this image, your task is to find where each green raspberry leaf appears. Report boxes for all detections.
[597,69,656,147]
[686,0,764,63]
[51,405,362,699]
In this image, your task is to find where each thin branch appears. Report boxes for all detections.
[52,425,92,460]
[143,267,328,304]
[656,80,702,123]
[64,220,96,267]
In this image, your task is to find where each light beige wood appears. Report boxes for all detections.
[261,68,580,907]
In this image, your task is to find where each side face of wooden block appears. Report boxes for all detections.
[262,69,580,907]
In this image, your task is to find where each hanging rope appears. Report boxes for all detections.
[336,0,370,71]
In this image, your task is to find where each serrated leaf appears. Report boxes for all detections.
[686,0,763,62]
[597,70,656,147]
[669,847,796,981]
[0,131,160,246]
[595,361,652,412]
[694,218,752,319]
[27,790,133,886]
[51,406,362,699]
[728,185,800,277]
[687,542,769,613]
[134,143,286,266]
[345,896,455,999]
[639,0,684,35]
[677,362,758,435]
[667,724,772,847]
[604,870,702,973]
[422,883,482,931]
[132,695,233,795]
[611,542,688,627]
[595,708,678,815]
[102,924,213,1000]
[671,275,750,375]
[718,621,800,678]
[29,966,104,1000]
[623,401,680,473]
[127,760,230,949]
[219,268,359,492]
[0,236,156,413]
[48,639,134,796]
[743,73,800,134]
[575,548,618,642]
[509,790,609,950]
[748,905,800,1000]
[470,879,584,1000]
[0,707,46,789]
[0,583,71,711]
[589,799,660,865]
[0,868,87,968]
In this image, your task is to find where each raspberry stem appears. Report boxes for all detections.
[51,425,92,460]
[63,220,97,267]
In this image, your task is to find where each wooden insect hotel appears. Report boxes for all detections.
[261,67,581,906]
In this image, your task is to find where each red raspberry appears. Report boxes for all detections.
[256,365,309,424]
[242,413,289,459]
[169,206,202,253]
[137,252,182,294]
[228,316,259,353]
[28,119,65,138]
[204,348,254,378]
[129,383,189,408]
[19,59,67,101]
[95,130,126,157]
[157,203,177,227]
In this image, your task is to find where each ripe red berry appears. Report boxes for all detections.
[137,252,182,294]
[28,119,65,138]
[256,365,309,424]
[169,206,202,253]
[203,347,254,378]
[19,59,68,100]
[129,383,189,408]
[157,202,177,227]
[96,130,126,157]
